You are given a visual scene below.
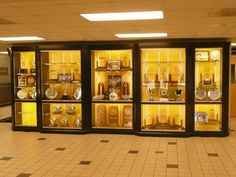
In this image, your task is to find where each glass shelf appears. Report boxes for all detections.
[43,62,81,65]
[92,100,133,103]
[17,73,36,76]
[94,68,133,72]
[43,82,81,85]
[141,61,184,64]
[42,100,81,103]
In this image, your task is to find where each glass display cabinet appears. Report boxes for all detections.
[41,50,82,129]
[91,49,133,129]
[13,51,37,128]
[194,48,222,131]
[140,48,186,131]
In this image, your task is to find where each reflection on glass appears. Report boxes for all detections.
[194,104,222,131]
[141,104,185,131]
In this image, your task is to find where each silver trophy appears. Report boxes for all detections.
[147,82,155,101]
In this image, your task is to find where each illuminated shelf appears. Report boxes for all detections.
[141,61,184,64]
[92,100,133,103]
[15,99,36,102]
[142,83,185,87]
[94,68,132,72]
[43,82,81,85]
[43,62,81,65]
[195,101,222,104]
[16,86,36,88]
[92,126,132,130]
[43,126,82,129]
[141,101,185,104]
[42,100,82,103]
[17,73,36,76]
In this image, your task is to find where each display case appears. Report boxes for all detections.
[10,40,229,136]
[194,48,223,131]
[91,49,133,129]
[12,51,38,128]
[41,50,82,129]
[140,48,186,131]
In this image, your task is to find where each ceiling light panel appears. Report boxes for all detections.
[81,11,163,21]
[0,36,45,41]
[115,33,167,38]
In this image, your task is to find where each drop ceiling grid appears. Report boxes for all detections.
[0,0,235,49]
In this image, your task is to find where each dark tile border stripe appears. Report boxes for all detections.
[166,164,178,168]
[128,150,139,154]
[208,153,219,157]
[79,161,91,165]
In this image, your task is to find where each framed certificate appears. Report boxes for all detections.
[195,51,209,61]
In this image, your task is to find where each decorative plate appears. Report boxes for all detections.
[208,87,222,101]
[210,50,220,61]
[109,92,118,101]
[17,89,27,99]
[73,87,81,100]
[195,87,207,100]
[45,87,57,100]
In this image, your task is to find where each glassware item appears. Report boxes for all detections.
[147,82,155,101]
[67,105,76,115]
[45,87,57,100]
[49,117,57,127]
[73,87,81,100]
[74,116,81,127]
[29,89,37,99]
[17,89,27,99]
[195,87,207,100]
[52,106,62,114]
[208,88,222,101]
[61,117,68,127]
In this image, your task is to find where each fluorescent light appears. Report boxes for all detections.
[231,43,236,46]
[115,33,168,38]
[81,11,163,21]
[0,51,8,54]
[0,36,44,41]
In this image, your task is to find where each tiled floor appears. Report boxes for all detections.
[0,120,236,177]
[0,105,11,120]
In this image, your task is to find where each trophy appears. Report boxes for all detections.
[61,85,69,100]
[175,89,182,101]
[147,82,155,101]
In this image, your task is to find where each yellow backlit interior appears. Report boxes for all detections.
[141,104,185,131]
[43,50,81,100]
[195,104,222,131]
[92,103,133,129]
[15,102,37,126]
[141,48,186,101]
[43,103,82,128]
[195,48,222,90]
[92,50,133,98]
